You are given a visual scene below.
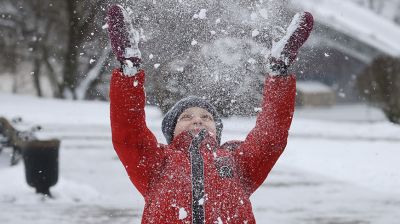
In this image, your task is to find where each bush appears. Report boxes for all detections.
[356,56,400,124]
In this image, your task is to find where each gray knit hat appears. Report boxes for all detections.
[162,96,223,144]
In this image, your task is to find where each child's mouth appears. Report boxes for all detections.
[189,128,205,135]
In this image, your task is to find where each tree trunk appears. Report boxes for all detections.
[43,55,63,98]
[32,56,43,97]
[61,0,79,99]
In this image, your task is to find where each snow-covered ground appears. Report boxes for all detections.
[1,93,400,224]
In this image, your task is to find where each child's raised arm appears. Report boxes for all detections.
[233,12,314,194]
[108,5,164,196]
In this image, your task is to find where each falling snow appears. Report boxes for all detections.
[178,207,187,220]
[198,198,204,205]
[198,9,207,19]
[251,29,260,37]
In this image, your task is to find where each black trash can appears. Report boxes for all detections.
[22,139,60,197]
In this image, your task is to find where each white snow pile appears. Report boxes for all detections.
[270,12,304,60]
[296,81,333,93]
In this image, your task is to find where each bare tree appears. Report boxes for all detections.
[61,0,110,99]
[0,0,112,99]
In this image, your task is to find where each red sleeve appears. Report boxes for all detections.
[109,69,164,195]
[234,74,296,194]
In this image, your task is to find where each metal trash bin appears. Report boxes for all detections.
[22,139,60,197]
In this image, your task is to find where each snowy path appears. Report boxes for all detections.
[255,164,400,224]
[0,204,139,224]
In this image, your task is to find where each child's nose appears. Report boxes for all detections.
[192,116,203,124]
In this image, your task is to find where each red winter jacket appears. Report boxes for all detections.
[110,69,296,224]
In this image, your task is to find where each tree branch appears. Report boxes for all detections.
[75,47,111,99]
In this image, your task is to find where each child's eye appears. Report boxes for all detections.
[179,114,192,121]
[201,114,213,121]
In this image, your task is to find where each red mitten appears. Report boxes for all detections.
[268,12,314,75]
[107,5,142,76]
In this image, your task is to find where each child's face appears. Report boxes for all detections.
[174,107,217,140]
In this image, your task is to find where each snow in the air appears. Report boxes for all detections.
[251,29,260,37]
[196,9,207,20]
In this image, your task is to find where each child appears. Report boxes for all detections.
[107,5,313,223]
